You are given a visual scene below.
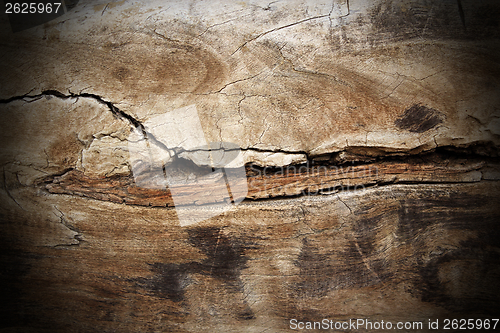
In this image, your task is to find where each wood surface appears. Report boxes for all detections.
[1,182,499,332]
[1,0,499,332]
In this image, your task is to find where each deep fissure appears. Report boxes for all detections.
[2,91,498,206]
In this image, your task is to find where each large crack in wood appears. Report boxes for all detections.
[2,91,499,206]
[41,152,499,207]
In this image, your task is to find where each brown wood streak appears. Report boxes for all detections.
[44,157,494,206]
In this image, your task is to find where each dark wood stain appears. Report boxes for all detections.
[401,193,500,314]
[395,104,443,133]
[187,227,250,290]
[133,263,191,302]
[418,242,500,315]
[133,227,255,310]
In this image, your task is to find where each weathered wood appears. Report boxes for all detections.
[1,182,500,332]
[44,154,494,206]
[1,0,500,332]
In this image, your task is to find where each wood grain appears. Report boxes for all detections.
[1,182,499,332]
[44,153,495,206]
[1,0,499,331]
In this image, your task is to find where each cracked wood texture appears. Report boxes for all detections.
[1,0,500,332]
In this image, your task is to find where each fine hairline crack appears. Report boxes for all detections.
[231,13,331,55]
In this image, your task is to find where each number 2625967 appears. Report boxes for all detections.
[5,3,62,14]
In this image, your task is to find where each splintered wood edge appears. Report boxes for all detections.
[43,155,498,207]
